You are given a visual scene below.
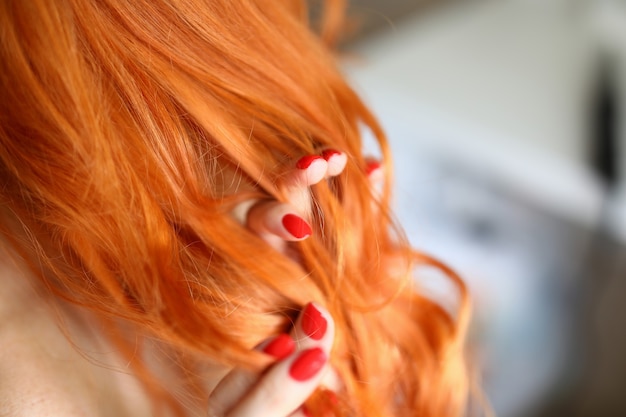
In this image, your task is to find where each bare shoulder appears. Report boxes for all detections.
[0,250,150,417]
[0,250,93,415]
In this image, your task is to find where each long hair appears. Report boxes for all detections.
[0,0,470,415]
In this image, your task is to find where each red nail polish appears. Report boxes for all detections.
[321,149,341,161]
[282,214,312,239]
[365,160,381,175]
[302,405,312,417]
[296,155,322,169]
[301,303,327,340]
[289,347,327,381]
[263,334,295,360]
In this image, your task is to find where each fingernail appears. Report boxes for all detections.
[302,405,312,417]
[282,214,312,239]
[296,155,322,169]
[365,160,381,175]
[321,149,341,161]
[301,303,327,340]
[263,334,295,359]
[289,347,327,381]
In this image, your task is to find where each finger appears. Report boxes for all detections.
[289,155,329,187]
[284,155,327,216]
[290,303,334,353]
[246,200,312,254]
[270,150,358,206]
[290,304,340,391]
[207,370,257,417]
[234,151,347,245]
[208,334,297,416]
[247,201,312,242]
[224,304,335,417]
[232,154,324,245]
[230,153,324,229]
[319,365,342,392]
[268,306,341,393]
[321,149,348,178]
[365,158,383,186]
[286,151,347,213]
[226,347,329,417]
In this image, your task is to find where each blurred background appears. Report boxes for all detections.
[341,0,626,416]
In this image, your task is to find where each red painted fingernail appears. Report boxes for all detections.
[302,405,312,417]
[289,347,327,381]
[301,303,327,340]
[365,160,381,175]
[282,214,312,239]
[321,149,341,161]
[296,155,322,169]
[263,334,295,359]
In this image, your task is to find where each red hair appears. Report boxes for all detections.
[0,0,470,415]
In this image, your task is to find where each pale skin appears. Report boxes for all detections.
[0,150,367,417]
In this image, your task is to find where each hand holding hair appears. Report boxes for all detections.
[207,303,335,417]
[239,150,347,251]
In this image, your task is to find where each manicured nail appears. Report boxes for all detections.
[289,347,327,381]
[321,149,341,161]
[263,334,296,359]
[282,214,312,239]
[301,303,327,340]
[296,155,322,169]
[365,160,381,175]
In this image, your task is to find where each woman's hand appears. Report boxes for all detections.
[234,150,347,252]
[207,303,334,417]
[211,151,375,416]
[236,149,382,251]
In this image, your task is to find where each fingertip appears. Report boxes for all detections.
[296,155,323,170]
[282,213,312,240]
[365,159,384,186]
[291,302,335,354]
[262,334,296,360]
[247,201,312,242]
[288,347,328,382]
[365,160,381,175]
[321,149,341,160]
[301,303,328,341]
[322,149,348,177]
[295,155,328,186]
